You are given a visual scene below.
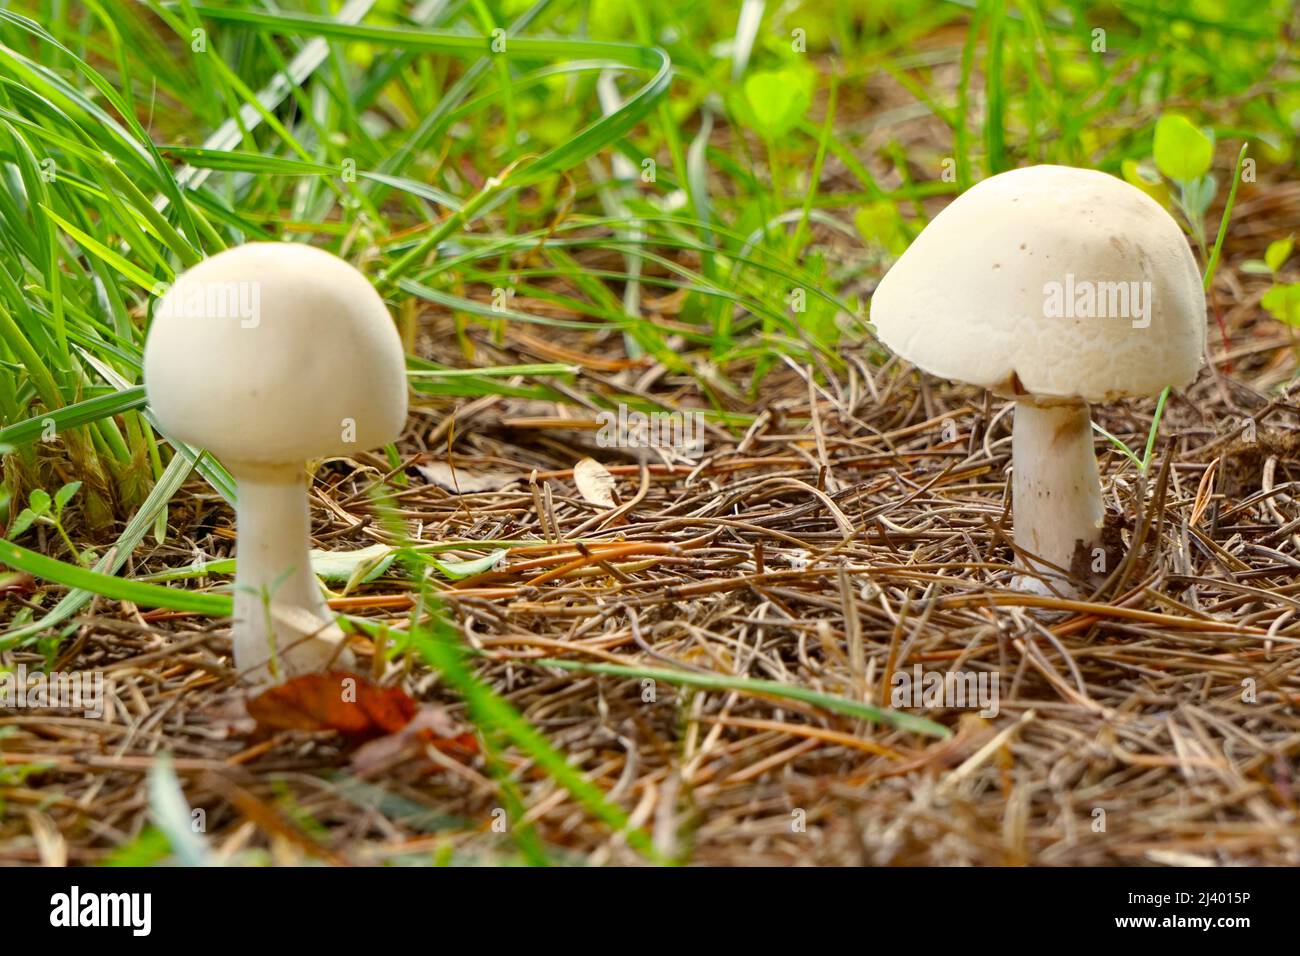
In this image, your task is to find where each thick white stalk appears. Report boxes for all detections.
[230,464,352,683]
[1012,400,1104,595]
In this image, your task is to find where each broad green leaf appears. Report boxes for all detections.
[429,549,507,580]
[1153,114,1213,182]
[28,489,50,516]
[309,544,397,584]
[145,545,397,586]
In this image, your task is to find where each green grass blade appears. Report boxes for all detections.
[0,537,231,621]
[0,385,146,448]
[533,659,952,738]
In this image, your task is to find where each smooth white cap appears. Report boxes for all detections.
[870,165,1206,403]
[144,242,408,466]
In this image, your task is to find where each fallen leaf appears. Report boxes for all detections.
[417,460,519,493]
[200,694,258,739]
[246,671,417,741]
[573,457,616,507]
[351,706,479,774]
[309,544,396,584]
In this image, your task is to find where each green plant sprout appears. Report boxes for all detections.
[6,481,85,564]
[1097,133,1250,475]
[1242,236,1300,335]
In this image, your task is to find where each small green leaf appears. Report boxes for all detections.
[53,481,82,514]
[1182,174,1216,218]
[429,549,507,581]
[8,508,38,539]
[1261,283,1300,326]
[1153,114,1214,182]
[27,489,50,516]
[739,66,813,140]
[100,827,173,867]
[1265,237,1294,274]
[854,201,908,255]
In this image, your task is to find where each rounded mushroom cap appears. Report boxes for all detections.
[870,165,1206,403]
[144,243,408,467]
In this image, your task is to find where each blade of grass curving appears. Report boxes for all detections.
[149,0,379,201]
[1091,421,1145,472]
[363,490,664,863]
[400,607,665,863]
[41,205,169,290]
[532,659,951,738]
[1203,142,1249,292]
[1138,386,1170,475]
[0,385,146,448]
[406,363,578,379]
[182,8,671,193]
[0,539,232,616]
[182,7,671,286]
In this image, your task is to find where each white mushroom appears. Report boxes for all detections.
[143,243,408,682]
[871,165,1205,594]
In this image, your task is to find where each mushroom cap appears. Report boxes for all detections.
[144,242,408,467]
[870,165,1206,403]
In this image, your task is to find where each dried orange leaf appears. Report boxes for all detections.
[246,671,417,741]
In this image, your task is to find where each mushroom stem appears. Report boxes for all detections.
[1011,400,1103,594]
[230,464,352,683]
